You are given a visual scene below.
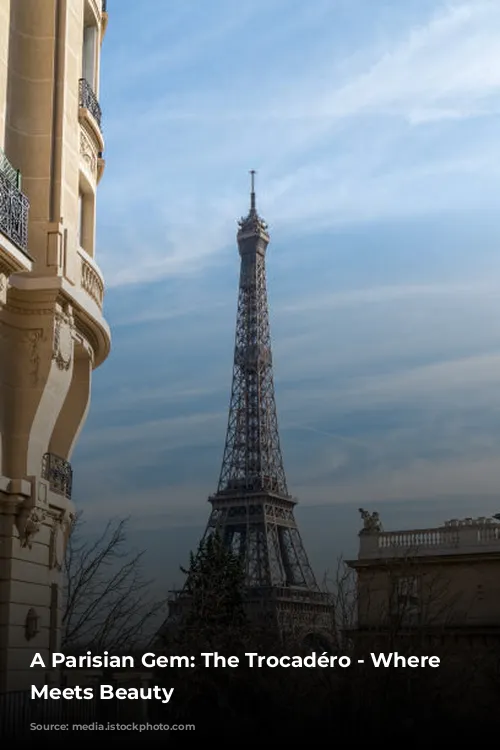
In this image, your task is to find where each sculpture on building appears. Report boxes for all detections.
[25,608,39,640]
[49,511,74,570]
[52,305,74,372]
[17,507,46,549]
[359,508,382,533]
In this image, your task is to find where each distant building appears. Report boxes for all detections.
[347,510,500,642]
[0,0,110,691]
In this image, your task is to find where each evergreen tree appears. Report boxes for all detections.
[181,532,247,638]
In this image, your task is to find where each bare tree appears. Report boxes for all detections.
[322,556,358,651]
[320,551,495,728]
[62,513,167,653]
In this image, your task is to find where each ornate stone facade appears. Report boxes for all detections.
[80,126,98,180]
[0,0,111,692]
[16,507,46,549]
[53,306,75,372]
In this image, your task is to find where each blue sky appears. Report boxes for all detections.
[73,0,500,589]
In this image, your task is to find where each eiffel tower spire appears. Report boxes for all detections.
[217,170,288,498]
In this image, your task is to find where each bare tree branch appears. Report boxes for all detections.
[62,513,167,653]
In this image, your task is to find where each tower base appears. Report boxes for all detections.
[161,586,334,650]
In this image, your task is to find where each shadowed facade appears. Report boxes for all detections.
[0,0,110,691]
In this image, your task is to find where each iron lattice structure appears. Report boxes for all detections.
[168,174,332,639]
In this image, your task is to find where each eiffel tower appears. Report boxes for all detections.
[166,173,333,642]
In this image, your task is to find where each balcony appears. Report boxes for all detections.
[79,78,102,130]
[41,452,73,500]
[0,151,30,257]
[0,147,20,189]
[79,248,104,309]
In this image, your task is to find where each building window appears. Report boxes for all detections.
[391,576,420,622]
[78,181,95,257]
[82,19,98,91]
[49,584,59,654]
[77,190,83,247]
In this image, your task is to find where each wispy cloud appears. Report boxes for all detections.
[98,0,500,288]
[78,347,500,510]
[277,281,500,315]
[279,352,500,422]
[78,410,226,454]
[349,352,500,407]
[311,1,500,124]
[293,455,500,509]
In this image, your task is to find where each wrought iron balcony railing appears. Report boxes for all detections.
[0,167,29,254]
[0,147,21,189]
[42,452,73,500]
[79,78,102,129]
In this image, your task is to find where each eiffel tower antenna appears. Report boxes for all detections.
[250,169,256,210]
[162,174,333,642]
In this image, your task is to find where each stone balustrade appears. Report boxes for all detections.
[358,517,500,559]
[80,250,104,309]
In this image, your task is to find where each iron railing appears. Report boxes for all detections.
[0,147,21,189]
[0,170,29,254]
[0,690,28,737]
[0,680,162,736]
[41,452,73,500]
[79,77,102,128]
[0,689,98,737]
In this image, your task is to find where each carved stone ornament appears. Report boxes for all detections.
[18,507,46,549]
[25,608,40,641]
[0,323,42,385]
[80,128,97,178]
[0,271,7,306]
[50,512,74,570]
[359,508,382,533]
[53,308,74,371]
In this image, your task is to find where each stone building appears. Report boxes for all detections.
[0,0,110,691]
[347,510,500,642]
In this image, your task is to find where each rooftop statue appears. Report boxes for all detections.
[359,508,382,533]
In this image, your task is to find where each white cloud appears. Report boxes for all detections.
[96,384,225,412]
[111,1,500,127]
[277,281,500,315]
[78,410,226,453]
[76,451,500,530]
[110,296,231,326]
[98,0,500,287]
[77,347,500,508]
[78,483,211,526]
[293,455,500,510]
[312,1,500,123]
[352,352,500,406]
[90,277,500,431]
[278,352,500,424]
